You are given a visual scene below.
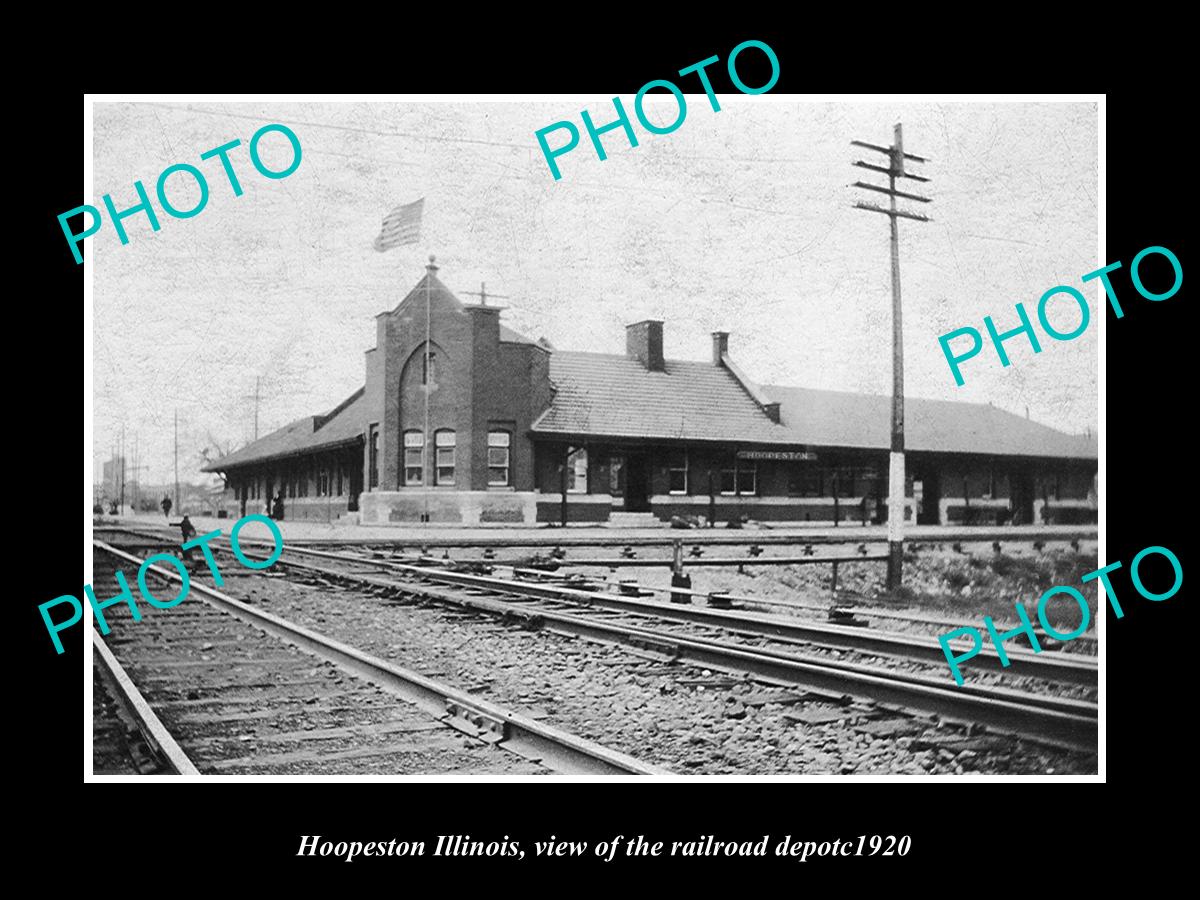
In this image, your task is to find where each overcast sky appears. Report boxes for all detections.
[91,99,1098,486]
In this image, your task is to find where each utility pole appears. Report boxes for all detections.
[174,409,180,513]
[128,435,149,515]
[119,423,126,514]
[243,376,262,441]
[850,123,932,590]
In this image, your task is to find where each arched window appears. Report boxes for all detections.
[435,430,456,485]
[487,431,511,486]
[567,448,588,493]
[403,430,424,486]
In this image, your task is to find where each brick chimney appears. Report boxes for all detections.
[626,320,665,371]
[712,331,729,366]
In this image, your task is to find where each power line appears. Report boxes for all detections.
[139,104,829,220]
[142,101,833,165]
[142,102,532,151]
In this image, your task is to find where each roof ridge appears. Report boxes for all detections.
[765,383,1094,438]
[319,386,366,427]
[554,349,720,365]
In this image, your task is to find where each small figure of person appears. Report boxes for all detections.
[161,495,173,518]
[179,515,198,562]
[272,492,284,521]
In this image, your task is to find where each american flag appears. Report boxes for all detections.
[373,198,424,252]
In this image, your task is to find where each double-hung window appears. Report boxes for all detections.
[435,430,456,485]
[403,430,424,486]
[487,431,510,486]
[720,458,756,496]
[668,450,688,494]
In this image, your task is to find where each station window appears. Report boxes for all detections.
[737,461,757,496]
[368,424,380,489]
[720,458,756,496]
[842,467,855,497]
[856,467,878,497]
[487,431,511,486]
[435,430,456,485]
[668,450,688,494]
[567,448,588,493]
[403,430,424,486]
[720,460,737,495]
[788,465,822,497]
[1045,472,1061,501]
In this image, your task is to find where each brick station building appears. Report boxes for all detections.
[205,262,1098,527]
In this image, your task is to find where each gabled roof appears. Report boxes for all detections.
[765,385,1098,459]
[387,271,534,344]
[500,324,535,344]
[202,388,367,471]
[531,351,1096,460]
[532,351,795,444]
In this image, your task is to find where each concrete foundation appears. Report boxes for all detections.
[359,490,538,525]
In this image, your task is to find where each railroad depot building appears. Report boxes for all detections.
[205,263,1098,527]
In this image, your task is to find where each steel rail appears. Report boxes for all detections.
[92,629,201,775]
[271,545,1097,688]
[263,550,1097,751]
[98,528,1097,646]
[283,525,1096,549]
[481,554,893,567]
[93,541,670,777]
[509,565,1098,641]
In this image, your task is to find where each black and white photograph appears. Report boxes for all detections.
[85,95,1100,779]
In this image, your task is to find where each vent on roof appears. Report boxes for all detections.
[712,331,729,366]
[626,320,665,371]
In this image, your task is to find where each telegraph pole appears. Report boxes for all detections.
[119,423,126,514]
[173,409,180,513]
[128,434,149,516]
[850,123,932,589]
[242,376,262,441]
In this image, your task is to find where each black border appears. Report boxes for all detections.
[22,26,1191,884]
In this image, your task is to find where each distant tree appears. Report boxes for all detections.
[196,431,236,489]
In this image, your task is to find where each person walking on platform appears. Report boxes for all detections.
[161,495,172,518]
[179,515,197,562]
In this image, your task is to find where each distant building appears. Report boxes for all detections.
[204,263,1097,526]
[102,457,126,498]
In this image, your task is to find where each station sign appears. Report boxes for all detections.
[736,450,818,461]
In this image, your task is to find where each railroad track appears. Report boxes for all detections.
[90,541,667,776]
[287,525,1097,549]
[513,567,1099,650]
[237,544,1097,752]
[269,544,1097,685]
